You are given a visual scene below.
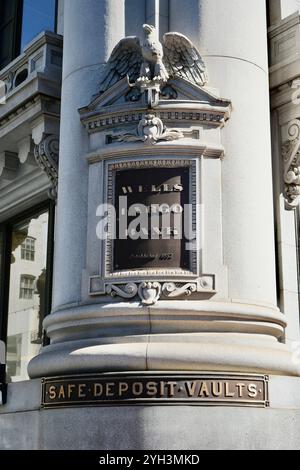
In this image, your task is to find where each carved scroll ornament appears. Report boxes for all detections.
[282,119,300,209]
[34,134,59,200]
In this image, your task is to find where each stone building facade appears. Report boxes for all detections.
[1,0,300,450]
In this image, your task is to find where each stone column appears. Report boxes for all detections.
[167,0,297,374]
[170,0,277,309]
[29,0,298,378]
[51,0,125,311]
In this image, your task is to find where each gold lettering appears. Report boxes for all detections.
[119,382,129,397]
[48,386,57,400]
[185,381,197,398]
[106,383,115,397]
[132,382,143,396]
[146,382,158,396]
[159,381,165,397]
[236,383,245,398]
[78,384,86,398]
[248,384,258,398]
[198,382,209,397]
[67,384,76,398]
[94,383,103,397]
[225,382,235,398]
[122,186,133,194]
[174,183,184,192]
[166,382,177,397]
[58,385,65,399]
[212,382,223,397]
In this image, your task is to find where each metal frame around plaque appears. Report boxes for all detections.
[89,156,216,301]
[41,372,270,409]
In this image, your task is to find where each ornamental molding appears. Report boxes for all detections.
[282,119,300,209]
[90,279,215,305]
[80,98,230,135]
[34,134,59,199]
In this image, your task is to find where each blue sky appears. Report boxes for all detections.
[21,0,56,49]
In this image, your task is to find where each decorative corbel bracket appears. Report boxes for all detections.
[34,134,59,200]
[90,277,215,306]
[282,119,300,209]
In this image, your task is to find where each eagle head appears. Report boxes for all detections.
[143,24,156,36]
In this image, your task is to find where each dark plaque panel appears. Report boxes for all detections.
[113,167,190,271]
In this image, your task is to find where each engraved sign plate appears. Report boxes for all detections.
[113,167,190,271]
[42,373,269,409]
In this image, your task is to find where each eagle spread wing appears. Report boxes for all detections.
[162,32,207,87]
[99,37,143,93]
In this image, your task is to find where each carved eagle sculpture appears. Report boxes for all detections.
[99,24,208,93]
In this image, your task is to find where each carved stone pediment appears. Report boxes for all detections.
[79,76,231,148]
[79,78,231,123]
[82,76,230,111]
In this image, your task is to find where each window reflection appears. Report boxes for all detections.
[21,237,36,262]
[6,210,49,382]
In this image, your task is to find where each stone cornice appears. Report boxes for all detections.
[86,143,225,164]
[268,12,300,39]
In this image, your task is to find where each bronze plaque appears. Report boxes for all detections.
[113,167,190,271]
[41,373,269,408]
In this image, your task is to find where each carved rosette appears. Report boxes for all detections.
[282,119,300,209]
[34,135,59,199]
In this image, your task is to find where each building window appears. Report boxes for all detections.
[0,203,54,382]
[19,274,35,299]
[21,236,35,261]
[0,0,57,71]
[0,0,23,70]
